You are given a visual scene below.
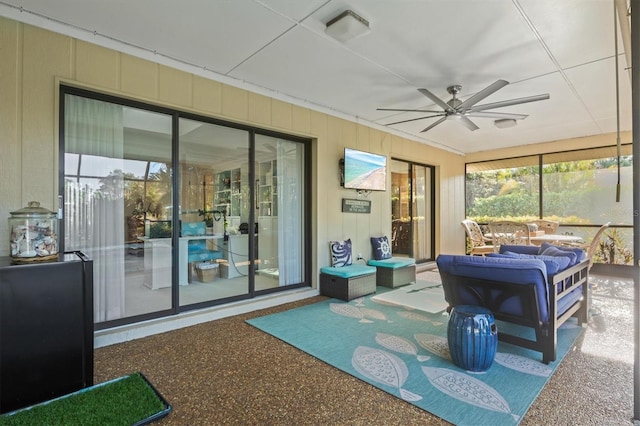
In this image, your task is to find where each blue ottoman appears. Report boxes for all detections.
[447,305,498,372]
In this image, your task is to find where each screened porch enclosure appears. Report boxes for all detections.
[465,144,633,267]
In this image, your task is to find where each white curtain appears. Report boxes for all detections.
[413,166,427,260]
[276,140,303,285]
[65,95,126,322]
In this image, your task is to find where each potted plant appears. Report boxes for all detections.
[197,209,214,227]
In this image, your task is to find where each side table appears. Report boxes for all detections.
[447,305,498,372]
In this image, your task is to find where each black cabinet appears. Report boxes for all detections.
[0,251,93,413]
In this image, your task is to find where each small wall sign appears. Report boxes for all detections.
[342,198,371,214]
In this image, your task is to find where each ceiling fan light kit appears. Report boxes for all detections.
[494,118,518,128]
[378,79,549,133]
[325,10,371,43]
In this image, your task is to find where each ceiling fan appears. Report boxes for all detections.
[378,79,549,133]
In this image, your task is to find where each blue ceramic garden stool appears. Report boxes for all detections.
[447,305,498,372]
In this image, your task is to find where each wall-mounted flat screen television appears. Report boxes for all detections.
[343,148,387,191]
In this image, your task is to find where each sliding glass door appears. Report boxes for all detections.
[61,86,310,329]
[177,118,252,306]
[390,158,435,263]
[255,134,305,288]
[63,94,174,323]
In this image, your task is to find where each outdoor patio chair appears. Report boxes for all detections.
[460,219,494,255]
[487,220,531,252]
[563,222,611,270]
[528,219,559,234]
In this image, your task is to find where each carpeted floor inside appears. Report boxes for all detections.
[94,271,634,425]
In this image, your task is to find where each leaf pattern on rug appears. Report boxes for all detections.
[494,353,552,377]
[375,333,430,362]
[396,310,444,326]
[329,303,372,323]
[414,333,452,361]
[360,307,391,322]
[422,366,520,422]
[352,346,422,402]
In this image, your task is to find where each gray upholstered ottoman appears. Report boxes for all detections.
[320,264,377,301]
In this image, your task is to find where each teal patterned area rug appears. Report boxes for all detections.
[247,288,584,426]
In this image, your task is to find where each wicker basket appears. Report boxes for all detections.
[196,262,218,282]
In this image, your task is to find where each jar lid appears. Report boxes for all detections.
[10,201,56,217]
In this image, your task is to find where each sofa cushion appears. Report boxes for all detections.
[539,242,586,263]
[499,244,540,255]
[370,235,392,260]
[321,264,376,278]
[368,257,415,269]
[490,251,566,274]
[500,251,571,275]
[329,239,352,267]
[539,244,578,266]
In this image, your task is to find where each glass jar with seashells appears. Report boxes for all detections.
[9,201,59,264]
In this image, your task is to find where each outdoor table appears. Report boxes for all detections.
[528,234,583,246]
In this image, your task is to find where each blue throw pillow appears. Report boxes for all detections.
[539,245,578,266]
[330,239,352,267]
[502,251,570,275]
[370,236,392,260]
[539,242,586,263]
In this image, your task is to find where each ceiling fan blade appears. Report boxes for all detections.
[466,111,528,120]
[450,114,480,131]
[420,116,448,133]
[385,113,446,126]
[377,108,444,113]
[456,79,509,110]
[417,88,453,112]
[468,94,550,112]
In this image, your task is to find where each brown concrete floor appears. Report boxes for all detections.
[94,272,634,425]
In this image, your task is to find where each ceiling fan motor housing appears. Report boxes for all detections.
[447,98,462,109]
[446,85,463,109]
[446,85,462,95]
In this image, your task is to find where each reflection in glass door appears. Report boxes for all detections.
[390,159,434,262]
[63,93,174,325]
[255,135,305,289]
[178,119,251,306]
[177,122,307,306]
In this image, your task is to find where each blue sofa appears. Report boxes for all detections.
[436,244,590,363]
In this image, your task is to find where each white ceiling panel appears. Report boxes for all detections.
[8,0,300,74]
[564,56,633,131]
[519,0,623,69]
[230,25,416,118]
[260,0,330,22]
[319,0,559,88]
[0,0,632,154]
